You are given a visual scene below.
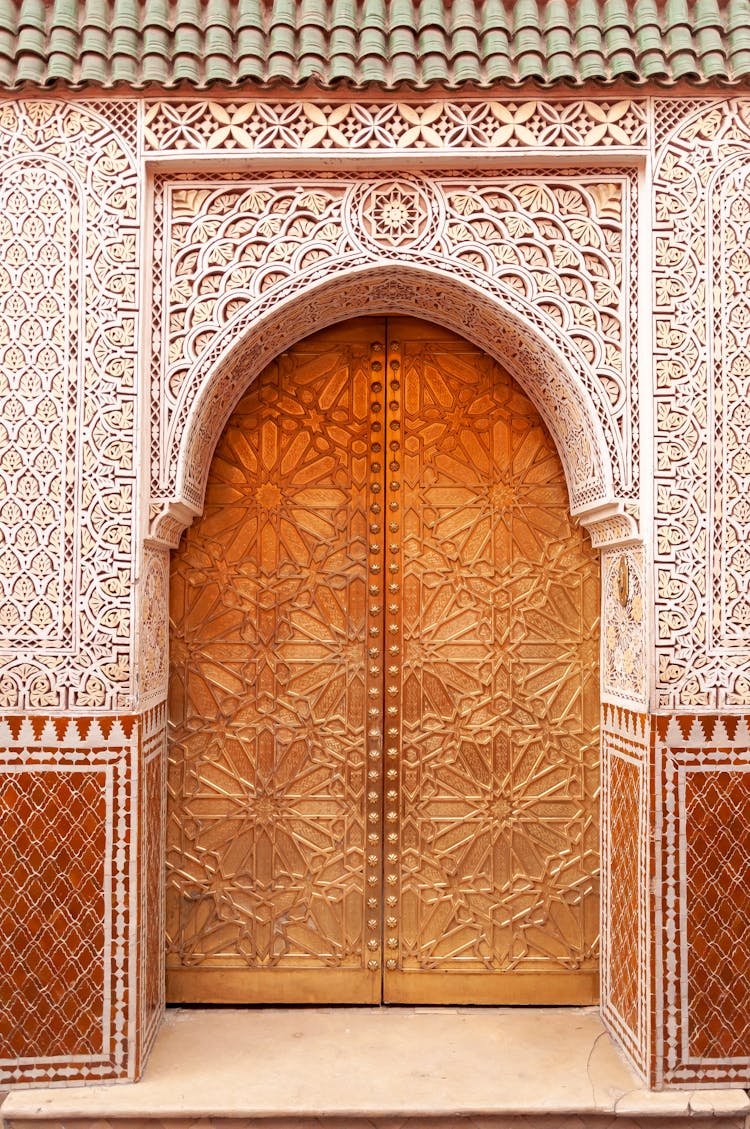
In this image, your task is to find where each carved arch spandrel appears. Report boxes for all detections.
[151,265,636,553]
[150,169,640,551]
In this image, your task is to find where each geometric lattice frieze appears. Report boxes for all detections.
[154,170,638,524]
[0,101,139,713]
[143,99,650,156]
[654,99,750,710]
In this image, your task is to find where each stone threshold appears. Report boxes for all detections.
[3,1008,749,1129]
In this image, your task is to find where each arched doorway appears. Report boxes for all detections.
[166,316,600,1006]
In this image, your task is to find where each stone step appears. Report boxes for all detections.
[3,1008,749,1129]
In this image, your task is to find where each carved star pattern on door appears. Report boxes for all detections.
[167,322,378,1002]
[388,321,599,1001]
[167,317,600,1005]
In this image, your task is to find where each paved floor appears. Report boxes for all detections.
[3,1008,749,1122]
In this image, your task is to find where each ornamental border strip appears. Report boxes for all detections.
[141,97,651,156]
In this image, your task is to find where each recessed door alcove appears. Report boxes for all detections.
[166,316,600,1007]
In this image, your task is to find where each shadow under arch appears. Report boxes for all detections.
[154,263,637,549]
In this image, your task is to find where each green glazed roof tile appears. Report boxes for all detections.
[0,0,747,89]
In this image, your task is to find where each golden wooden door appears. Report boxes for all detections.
[166,317,600,1005]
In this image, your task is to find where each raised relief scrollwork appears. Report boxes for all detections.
[602,547,648,706]
[0,101,139,712]
[654,99,750,708]
[152,171,638,550]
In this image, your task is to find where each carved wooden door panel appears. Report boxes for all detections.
[166,316,600,1005]
[167,319,385,1003]
[381,319,600,1004]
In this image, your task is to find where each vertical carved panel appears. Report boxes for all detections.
[653,100,750,708]
[139,703,167,1071]
[167,320,381,1002]
[0,101,138,712]
[0,160,79,654]
[711,160,750,652]
[600,706,649,1078]
[385,320,600,1003]
[139,545,170,708]
[602,547,648,707]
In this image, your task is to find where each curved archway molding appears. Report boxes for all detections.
[150,170,640,550]
[150,264,637,551]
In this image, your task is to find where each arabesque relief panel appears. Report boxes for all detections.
[151,168,638,522]
[602,547,648,708]
[653,99,750,710]
[0,100,139,714]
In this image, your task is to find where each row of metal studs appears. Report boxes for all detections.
[365,338,385,972]
[384,337,402,970]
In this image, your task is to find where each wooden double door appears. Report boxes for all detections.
[166,317,600,1006]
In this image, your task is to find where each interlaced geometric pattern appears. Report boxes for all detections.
[389,322,600,997]
[600,707,649,1078]
[168,317,600,1005]
[143,99,649,154]
[653,99,750,708]
[167,323,376,1000]
[0,769,107,1059]
[683,768,750,1060]
[657,715,750,1086]
[0,714,135,1087]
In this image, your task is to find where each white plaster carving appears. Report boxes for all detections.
[0,159,79,653]
[143,99,649,155]
[151,171,638,542]
[0,101,139,712]
[1,88,749,1094]
[138,546,169,709]
[602,547,648,707]
[653,99,750,709]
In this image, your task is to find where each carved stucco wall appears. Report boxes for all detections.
[150,170,637,526]
[653,99,750,711]
[0,100,139,714]
[0,93,748,1089]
